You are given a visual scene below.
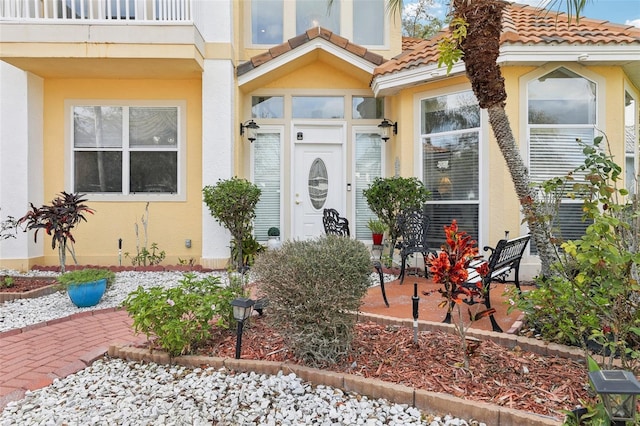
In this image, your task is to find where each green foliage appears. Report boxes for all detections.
[57,268,115,289]
[363,176,430,263]
[517,135,640,373]
[230,235,265,270]
[121,274,245,357]
[267,227,280,237]
[252,235,372,366]
[18,192,94,272]
[202,178,261,271]
[437,17,468,73]
[125,242,166,267]
[401,0,444,39]
[366,219,386,234]
[0,276,14,289]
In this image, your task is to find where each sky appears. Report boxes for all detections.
[405,0,640,28]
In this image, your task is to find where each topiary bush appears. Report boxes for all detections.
[252,235,372,366]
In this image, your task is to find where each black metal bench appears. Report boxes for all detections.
[322,208,389,307]
[444,234,531,332]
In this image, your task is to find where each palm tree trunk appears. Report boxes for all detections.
[486,104,555,277]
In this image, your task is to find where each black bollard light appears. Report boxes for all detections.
[231,297,255,359]
[588,370,640,426]
[412,282,420,344]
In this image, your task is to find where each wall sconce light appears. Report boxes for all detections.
[231,297,255,359]
[378,118,397,142]
[240,119,260,143]
[588,370,640,426]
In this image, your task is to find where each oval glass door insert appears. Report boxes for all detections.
[308,158,328,210]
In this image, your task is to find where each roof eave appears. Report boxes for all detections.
[372,62,466,97]
[238,38,378,88]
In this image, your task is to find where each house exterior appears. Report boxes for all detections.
[0,0,638,279]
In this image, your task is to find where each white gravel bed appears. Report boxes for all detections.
[0,269,484,426]
[0,358,481,426]
[0,269,397,333]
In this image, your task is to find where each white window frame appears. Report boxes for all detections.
[250,125,284,242]
[65,99,187,202]
[414,84,487,249]
[244,0,388,50]
[351,125,385,241]
[519,64,605,245]
[624,84,639,196]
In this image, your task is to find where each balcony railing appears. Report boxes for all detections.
[0,0,192,21]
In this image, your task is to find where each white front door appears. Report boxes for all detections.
[293,124,345,240]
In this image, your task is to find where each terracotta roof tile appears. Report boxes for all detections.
[237,27,385,77]
[376,2,640,77]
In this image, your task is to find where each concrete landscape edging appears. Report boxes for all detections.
[108,310,581,426]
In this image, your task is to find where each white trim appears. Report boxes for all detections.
[250,125,285,240]
[351,125,386,241]
[498,45,640,65]
[412,84,485,248]
[238,38,378,87]
[372,63,467,97]
[64,99,187,202]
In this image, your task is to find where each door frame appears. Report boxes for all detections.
[290,121,347,240]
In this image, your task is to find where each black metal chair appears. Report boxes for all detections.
[396,206,436,285]
[322,208,350,237]
[322,208,388,307]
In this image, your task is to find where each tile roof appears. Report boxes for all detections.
[378,2,640,76]
[237,27,385,77]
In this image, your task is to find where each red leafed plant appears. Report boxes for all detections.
[428,219,494,367]
[19,192,94,273]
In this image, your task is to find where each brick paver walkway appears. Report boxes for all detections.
[0,308,145,411]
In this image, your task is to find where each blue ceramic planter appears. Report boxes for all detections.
[67,278,107,307]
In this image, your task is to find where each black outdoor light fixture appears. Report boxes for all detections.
[378,118,397,142]
[231,297,255,359]
[240,119,260,143]
[588,370,640,425]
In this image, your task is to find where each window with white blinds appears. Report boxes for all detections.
[421,91,480,248]
[354,132,382,240]
[528,67,597,244]
[253,132,281,242]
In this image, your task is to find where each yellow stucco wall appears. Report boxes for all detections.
[35,78,203,267]
[382,63,633,249]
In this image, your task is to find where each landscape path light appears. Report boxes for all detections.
[231,297,255,359]
[588,369,640,426]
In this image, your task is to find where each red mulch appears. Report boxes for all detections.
[190,315,593,420]
[0,275,58,292]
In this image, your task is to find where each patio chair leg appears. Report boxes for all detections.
[373,261,389,307]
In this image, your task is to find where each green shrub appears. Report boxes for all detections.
[202,177,261,272]
[252,235,372,366]
[516,135,640,373]
[121,274,245,356]
[363,176,430,263]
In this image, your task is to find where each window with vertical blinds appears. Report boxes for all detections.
[253,132,281,242]
[421,91,480,249]
[528,67,596,245]
[354,132,382,240]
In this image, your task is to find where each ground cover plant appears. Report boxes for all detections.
[122,273,245,356]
